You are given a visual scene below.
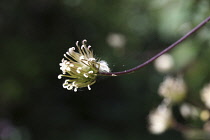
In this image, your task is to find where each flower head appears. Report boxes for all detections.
[58,39,110,92]
[158,76,187,103]
[148,103,173,134]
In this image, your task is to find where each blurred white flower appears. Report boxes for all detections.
[58,40,110,92]
[106,33,126,48]
[180,103,199,119]
[148,103,172,134]
[158,76,187,103]
[154,53,174,73]
[200,83,210,109]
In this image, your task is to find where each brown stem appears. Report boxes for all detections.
[100,16,210,76]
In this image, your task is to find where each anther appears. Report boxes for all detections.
[80,56,85,60]
[84,73,88,78]
[81,45,85,49]
[88,71,94,74]
[82,39,87,45]
[58,75,62,79]
[88,85,91,90]
[76,41,79,47]
[74,87,78,92]
[69,47,75,53]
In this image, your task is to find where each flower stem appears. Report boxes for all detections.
[100,16,210,76]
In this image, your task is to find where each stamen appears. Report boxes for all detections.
[63,84,68,88]
[59,63,63,66]
[67,85,73,90]
[76,67,82,73]
[66,67,71,71]
[63,82,69,88]
[64,80,69,84]
[69,47,75,53]
[88,71,94,74]
[81,45,85,49]
[76,41,79,47]
[89,58,96,61]
[74,87,78,92]
[88,85,91,90]
[58,75,62,79]
[72,81,76,86]
[82,39,87,45]
[84,73,88,78]
[80,56,85,60]
[76,69,81,73]
[88,45,91,49]
[70,64,74,67]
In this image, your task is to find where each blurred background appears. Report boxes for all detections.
[0,0,210,140]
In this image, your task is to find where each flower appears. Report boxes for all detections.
[58,39,110,92]
[200,83,210,109]
[106,33,126,48]
[158,76,187,103]
[180,103,199,119]
[154,53,174,73]
[148,103,173,134]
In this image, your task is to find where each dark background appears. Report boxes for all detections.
[0,0,210,140]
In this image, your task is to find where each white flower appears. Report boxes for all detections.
[58,40,110,92]
[180,103,199,119]
[106,33,126,48]
[148,103,172,134]
[154,54,174,73]
[158,76,187,103]
[200,83,210,109]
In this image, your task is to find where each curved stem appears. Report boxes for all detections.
[100,16,210,76]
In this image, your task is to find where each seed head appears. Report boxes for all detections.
[58,40,110,92]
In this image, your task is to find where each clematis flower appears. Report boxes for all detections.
[58,39,110,92]
[148,103,173,134]
[158,76,187,103]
